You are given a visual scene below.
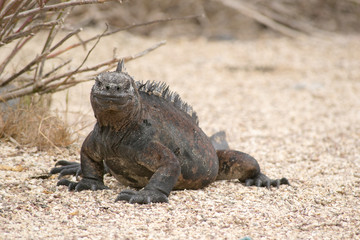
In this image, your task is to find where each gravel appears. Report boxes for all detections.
[1,33,360,239]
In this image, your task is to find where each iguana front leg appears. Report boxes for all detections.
[116,142,181,204]
[51,160,110,179]
[57,137,108,192]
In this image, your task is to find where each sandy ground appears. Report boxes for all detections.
[1,32,360,239]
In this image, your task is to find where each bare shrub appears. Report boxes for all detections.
[0,99,74,150]
[0,0,177,102]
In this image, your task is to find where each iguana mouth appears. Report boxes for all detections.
[93,94,131,105]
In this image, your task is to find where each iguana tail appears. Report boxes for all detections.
[209,131,230,151]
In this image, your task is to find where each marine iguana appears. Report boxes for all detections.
[51,60,289,204]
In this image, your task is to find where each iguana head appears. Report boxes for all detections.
[91,60,141,130]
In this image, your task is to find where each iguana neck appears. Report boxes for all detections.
[95,100,142,132]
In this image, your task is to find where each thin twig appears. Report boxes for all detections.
[41,81,80,94]
[126,40,167,60]
[15,9,36,33]
[1,20,59,45]
[0,0,32,40]
[218,0,307,38]
[0,0,19,20]
[53,25,108,88]
[10,59,73,91]
[0,35,34,76]
[43,59,72,79]
[0,1,194,102]
[50,28,83,53]
[0,50,49,88]
[3,0,116,21]
[0,26,109,100]
[0,41,166,101]
[38,116,61,152]
[2,133,21,147]
[63,40,167,75]
[36,0,45,8]
[47,15,201,59]
[75,33,87,51]
[35,9,67,83]
[256,5,335,39]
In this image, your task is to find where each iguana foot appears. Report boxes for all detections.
[50,160,82,178]
[115,189,168,204]
[243,173,289,189]
[57,178,109,192]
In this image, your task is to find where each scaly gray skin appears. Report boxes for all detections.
[51,60,289,204]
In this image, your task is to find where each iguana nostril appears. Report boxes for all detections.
[116,86,120,91]
[106,85,110,90]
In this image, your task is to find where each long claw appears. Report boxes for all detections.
[115,189,136,202]
[55,160,78,167]
[76,168,82,179]
[242,173,290,189]
[266,181,271,189]
[245,179,254,186]
[50,161,82,178]
[57,179,73,186]
[272,179,281,188]
[255,179,262,187]
[115,189,168,204]
[280,178,290,185]
[68,182,77,191]
[58,168,79,178]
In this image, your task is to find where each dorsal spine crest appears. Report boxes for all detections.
[136,80,199,125]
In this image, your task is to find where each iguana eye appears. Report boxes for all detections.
[124,81,130,90]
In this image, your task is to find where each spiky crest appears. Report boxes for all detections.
[136,80,199,125]
[116,59,125,73]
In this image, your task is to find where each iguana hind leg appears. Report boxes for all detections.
[216,150,289,188]
[55,149,109,191]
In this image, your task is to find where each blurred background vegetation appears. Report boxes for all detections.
[71,0,360,39]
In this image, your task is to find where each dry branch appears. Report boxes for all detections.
[218,0,307,38]
[2,0,116,21]
[0,0,193,103]
[0,51,49,88]
[0,41,166,101]
[256,5,336,39]
[0,35,33,76]
[0,20,59,45]
[47,15,201,59]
